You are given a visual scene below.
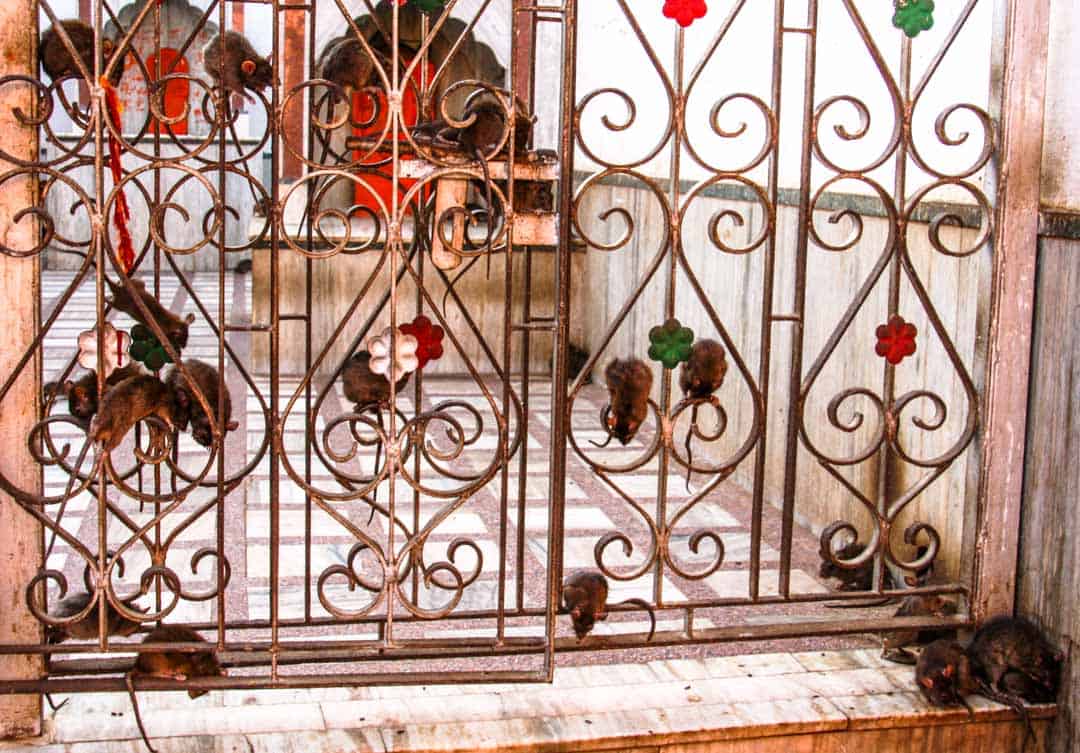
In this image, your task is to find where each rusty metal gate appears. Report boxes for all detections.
[0,0,1022,699]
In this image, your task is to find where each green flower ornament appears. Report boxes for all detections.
[648,318,695,370]
[893,0,934,38]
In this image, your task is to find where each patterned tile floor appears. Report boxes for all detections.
[37,270,870,665]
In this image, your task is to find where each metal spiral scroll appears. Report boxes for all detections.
[567,0,781,596]
[797,0,993,588]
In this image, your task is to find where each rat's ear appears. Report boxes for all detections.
[942,665,954,678]
[103,39,115,56]
[184,312,196,324]
[61,379,76,397]
[920,676,934,689]
[241,59,256,75]
[226,420,239,431]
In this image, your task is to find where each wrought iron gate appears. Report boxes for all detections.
[0,0,1014,698]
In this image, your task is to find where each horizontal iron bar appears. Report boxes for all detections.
[5,615,973,694]
[0,583,969,656]
[0,670,548,695]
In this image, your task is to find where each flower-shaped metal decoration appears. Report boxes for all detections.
[892,0,934,38]
[648,317,695,369]
[399,315,445,369]
[128,323,174,372]
[875,315,918,365]
[663,0,707,27]
[366,326,420,383]
[77,323,131,379]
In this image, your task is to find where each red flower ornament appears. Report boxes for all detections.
[875,315,917,365]
[663,0,707,27]
[400,315,445,369]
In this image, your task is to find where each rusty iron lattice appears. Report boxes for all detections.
[0,0,1008,698]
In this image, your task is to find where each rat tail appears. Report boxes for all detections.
[684,401,697,492]
[365,402,384,526]
[611,597,656,642]
[589,404,615,448]
[125,671,158,753]
[977,679,1034,753]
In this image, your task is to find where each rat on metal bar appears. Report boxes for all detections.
[201,31,273,103]
[679,339,727,400]
[678,339,727,489]
[881,594,958,665]
[562,569,656,642]
[46,363,143,429]
[415,94,535,308]
[165,359,238,448]
[46,376,179,578]
[45,590,146,645]
[341,349,411,523]
[316,35,380,105]
[819,522,933,606]
[106,276,195,353]
[125,625,226,753]
[592,358,653,448]
[40,19,124,85]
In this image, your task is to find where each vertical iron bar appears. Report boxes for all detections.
[875,36,912,591]
[654,26,686,608]
[778,0,818,598]
[548,0,577,678]
[269,0,283,680]
[516,245,533,612]
[750,0,787,602]
[217,0,229,650]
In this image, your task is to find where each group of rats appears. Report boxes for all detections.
[816,532,1063,749]
[595,339,728,448]
[46,275,238,470]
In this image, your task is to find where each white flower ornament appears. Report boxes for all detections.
[77,322,132,378]
[366,326,419,383]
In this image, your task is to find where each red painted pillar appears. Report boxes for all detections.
[281,8,305,180]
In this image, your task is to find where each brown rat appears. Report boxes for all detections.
[165,359,238,448]
[342,349,410,411]
[593,358,653,447]
[819,522,933,605]
[414,95,533,287]
[881,594,958,665]
[679,339,727,400]
[46,363,143,429]
[969,617,1063,705]
[90,374,179,454]
[40,19,124,85]
[562,569,656,642]
[341,349,410,523]
[316,35,380,105]
[916,639,978,710]
[107,277,195,353]
[201,31,273,103]
[53,374,179,550]
[126,625,226,753]
[678,339,727,488]
[45,589,145,644]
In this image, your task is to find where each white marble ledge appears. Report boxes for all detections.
[0,649,1056,753]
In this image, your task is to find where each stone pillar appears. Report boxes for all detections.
[0,0,44,739]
